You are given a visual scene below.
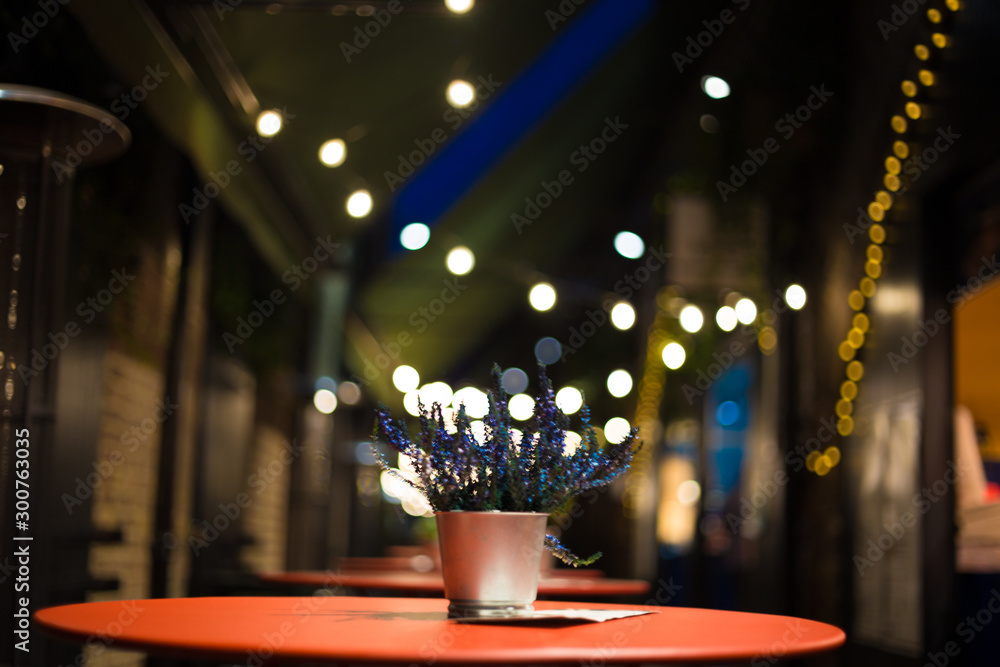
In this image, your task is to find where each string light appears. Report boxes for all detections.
[827,5,957,475]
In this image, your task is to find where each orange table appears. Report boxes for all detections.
[36,596,845,665]
[260,570,650,597]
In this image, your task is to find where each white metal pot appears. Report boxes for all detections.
[435,511,548,619]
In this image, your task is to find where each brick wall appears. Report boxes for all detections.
[85,350,165,667]
[241,424,292,573]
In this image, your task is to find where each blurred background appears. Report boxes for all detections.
[2,0,1000,665]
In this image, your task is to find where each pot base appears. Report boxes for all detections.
[447,601,534,619]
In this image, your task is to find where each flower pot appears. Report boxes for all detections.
[435,511,547,619]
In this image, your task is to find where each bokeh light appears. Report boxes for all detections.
[735,298,757,324]
[319,139,346,167]
[555,387,583,414]
[501,367,528,394]
[662,342,686,369]
[446,246,475,275]
[346,190,373,218]
[452,386,489,419]
[529,283,557,311]
[604,417,632,444]
[701,76,730,99]
[256,109,282,136]
[392,365,420,393]
[446,80,475,107]
[679,305,704,333]
[716,306,738,331]
[614,231,645,259]
[400,223,430,250]
[607,369,633,397]
[313,389,337,414]
[509,394,535,421]
[610,302,636,330]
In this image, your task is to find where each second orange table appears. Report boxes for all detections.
[260,569,651,597]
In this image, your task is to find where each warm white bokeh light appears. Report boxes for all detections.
[393,365,420,393]
[313,389,337,414]
[528,283,557,311]
[614,231,645,259]
[604,417,632,444]
[679,305,704,333]
[785,284,807,310]
[702,76,730,99]
[338,381,361,405]
[662,342,686,369]
[555,387,583,415]
[256,110,282,136]
[446,246,475,275]
[446,80,475,108]
[452,386,489,419]
[508,394,535,421]
[380,470,409,500]
[735,298,757,324]
[716,306,738,331]
[400,223,430,250]
[677,479,702,506]
[607,369,633,397]
[319,139,346,167]
[403,390,420,416]
[418,381,453,409]
[610,302,636,330]
[469,419,487,444]
[444,0,474,13]
[563,431,581,456]
[346,190,373,218]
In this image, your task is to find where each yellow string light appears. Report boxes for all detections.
[830,23,954,476]
[868,201,885,221]
[758,327,777,354]
[847,327,865,349]
[848,290,866,311]
[870,224,886,244]
[825,446,842,467]
[815,456,832,476]
[860,277,876,298]
[876,190,894,209]
[946,0,960,11]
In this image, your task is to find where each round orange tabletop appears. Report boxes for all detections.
[36,596,845,665]
[259,570,650,597]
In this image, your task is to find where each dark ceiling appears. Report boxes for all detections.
[6,0,873,414]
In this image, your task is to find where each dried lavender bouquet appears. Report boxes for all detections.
[372,363,640,566]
